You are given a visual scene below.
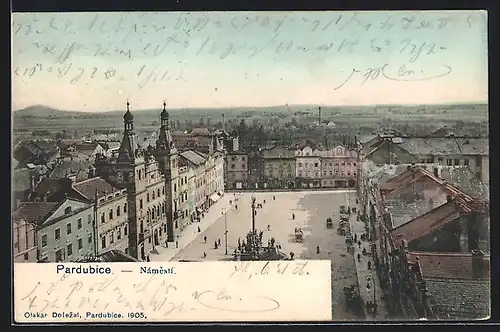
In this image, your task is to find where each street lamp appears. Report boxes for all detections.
[221,208,228,255]
[251,196,256,232]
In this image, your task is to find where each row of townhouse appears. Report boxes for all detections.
[359,162,490,320]
[13,103,225,262]
[225,141,359,190]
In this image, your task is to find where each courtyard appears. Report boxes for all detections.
[168,190,360,320]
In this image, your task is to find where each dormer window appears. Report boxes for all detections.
[64,207,72,214]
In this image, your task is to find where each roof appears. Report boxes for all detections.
[391,198,471,244]
[384,199,431,228]
[408,252,490,280]
[190,128,211,136]
[32,178,61,197]
[97,250,140,262]
[425,278,490,319]
[50,158,93,181]
[73,177,119,200]
[180,150,206,166]
[381,166,475,203]
[439,166,489,201]
[397,137,488,156]
[13,202,61,225]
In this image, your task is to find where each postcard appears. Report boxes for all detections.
[12,10,489,323]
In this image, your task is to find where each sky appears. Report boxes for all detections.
[12,11,488,112]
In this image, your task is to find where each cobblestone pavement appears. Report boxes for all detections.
[168,190,361,321]
[347,191,391,321]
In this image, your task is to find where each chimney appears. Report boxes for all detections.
[446,195,452,202]
[433,168,439,178]
[471,249,488,278]
[407,165,411,171]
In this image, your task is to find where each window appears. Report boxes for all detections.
[147,193,150,202]
[157,189,160,197]
[330,171,333,175]
[64,206,72,214]
[427,159,433,163]
[124,224,128,236]
[66,223,72,235]
[117,228,122,240]
[67,243,73,256]
[88,233,92,244]
[101,236,106,249]
[55,249,63,262]
[109,209,113,220]
[323,171,327,175]
[87,214,92,224]
[438,157,443,162]
[76,219,82,230]
[231,164,235,169]
[110,233,114,244]
[124,203,127,213]
[162,187,165,194]
[101,212,105,223]
[314,163,319,167]
[353,163,356,166]
[140,199,143,209]
[454,159,460,166]
[24,253,29,260]
[78,238,83,250]
[464,159,470,166]
[298,163,302,167]
[152,191,155,200]
[174,184,177,192]
[232,156,237,161]
[38,234,47,248]
[446,159,453,166]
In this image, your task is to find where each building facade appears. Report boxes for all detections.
[13,214,38,262]
[36,198,95,262]
[226,151,248,190]
[71,177,129,255]
[295,145,322,188]
[319,145,358,188]
[262,146,296,189]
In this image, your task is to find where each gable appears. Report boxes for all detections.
[44,199,89,224]
[366,141,420,164]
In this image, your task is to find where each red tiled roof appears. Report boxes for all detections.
[73,177,119,200]
[13,202,60,225]
[32,178,61,196]
[391,199,466,244]
[408,251,490,280]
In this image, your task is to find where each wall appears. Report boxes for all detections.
[226,153,248,189]
[96,190,129,255]
[13,218,38,262]
[38,199,94,262]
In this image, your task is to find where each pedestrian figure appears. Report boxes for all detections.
[238,238,241,247]
[197,226,201,233]
[267,224,271,231]
[292,213,295,220]
[263,199,266,204]
[214,241,218,249]
[235,204,238,210]
[368,260,372,270]
[357,253,361,262]
[165,239,169,248]
[354,233,357,242]
[218,238,221,246]
[273,196,275,200]
[203,252,207,258]
[290,252,295,260]
[204,236,207,243]
[316,245,320,254]
[229,200,232,205]
[362,248,367,255]
[358,241,361,248]
[146,255,150,262]
[176,241,179,248]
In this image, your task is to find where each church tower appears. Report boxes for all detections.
[155,102,180,242]
[114,102,147,259]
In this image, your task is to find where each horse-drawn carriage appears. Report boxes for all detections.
[337,227,346,236]
[326,217,333,228]
[340,205,347,214]
[294,227,304,242]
